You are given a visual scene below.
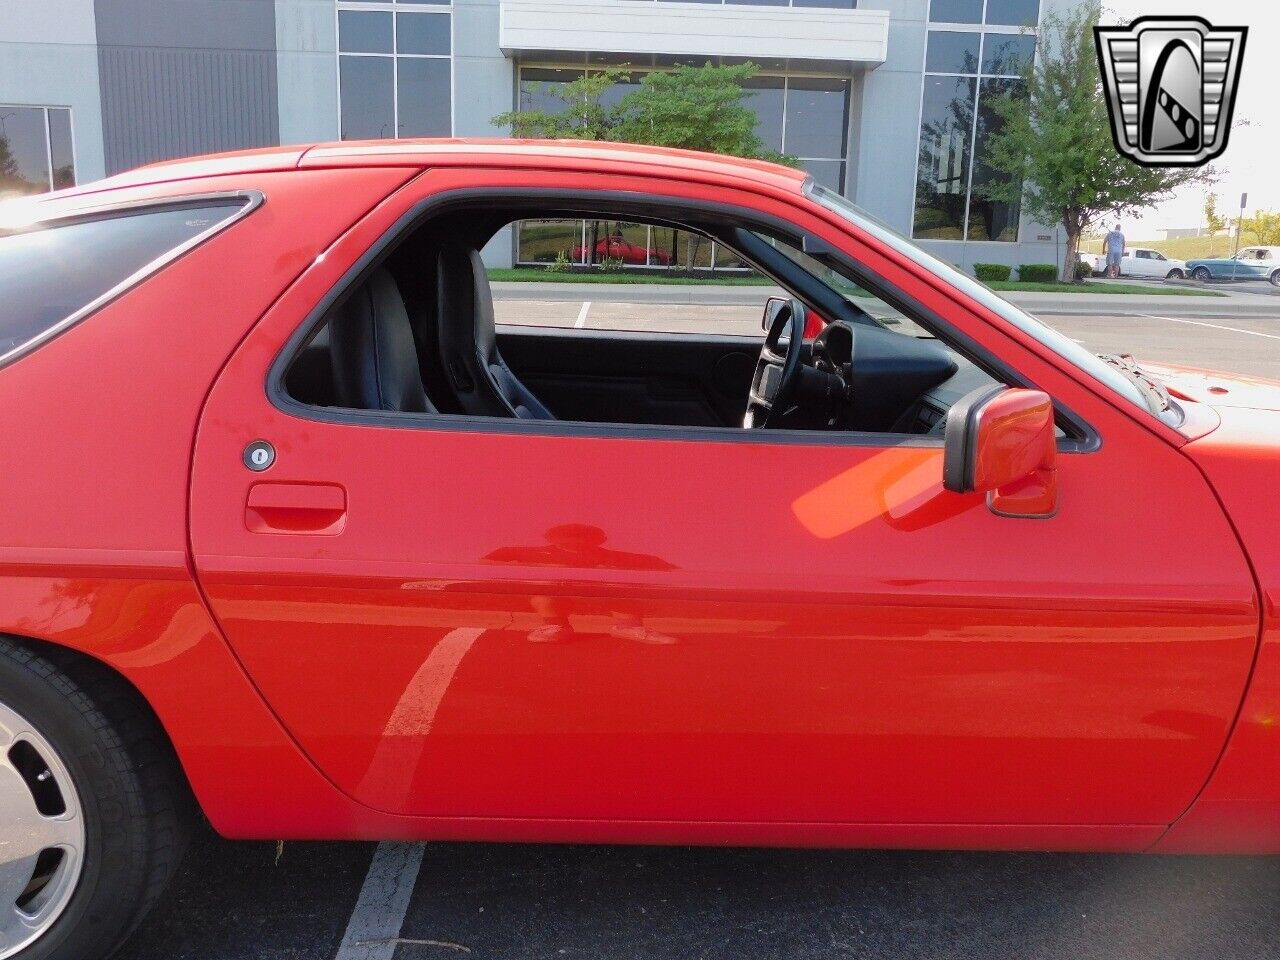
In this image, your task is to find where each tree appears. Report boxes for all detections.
[0,133,24,197]
[494,69,625,141]
[977,4,1213,281]
[1203,193,1228,255]
[494,62,788,163]
[1203,193,1226,233]
[1238,210,1280,246]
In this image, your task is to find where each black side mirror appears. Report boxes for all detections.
[762,296,787,332]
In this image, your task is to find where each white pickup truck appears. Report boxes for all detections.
[1092,247,1188,280]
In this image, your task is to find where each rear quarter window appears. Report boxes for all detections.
[0,195,255,367]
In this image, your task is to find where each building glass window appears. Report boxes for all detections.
[783,76,849,161]
[0,106,76,199]
[985,0,1039,28]
[339,57,395,139]
[338,10,392,53]
[929,0,982,23]
[913,2,1037,241]
[395,12,450,56]
[913,76,976,240]
[930,0,1037,26]
[337,0,452,140]
[925,31,981,73]
[967,77,1025,241]
[514,61,849,268]
[742,76,785,153]
[981,33,1035,75]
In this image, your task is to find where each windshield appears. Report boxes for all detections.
[805,181,1176,425]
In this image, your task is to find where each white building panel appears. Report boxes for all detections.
[499,0,890,66]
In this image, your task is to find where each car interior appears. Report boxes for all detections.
[282,199,1007,437]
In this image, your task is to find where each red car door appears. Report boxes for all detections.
[189,166,1257,844]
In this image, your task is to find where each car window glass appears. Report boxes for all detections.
[806,181,1164,420]
[503,218,767,336]
[748,232,934,339]
[0,200,248,365]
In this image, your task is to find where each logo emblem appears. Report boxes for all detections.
[1095,16,1247,167]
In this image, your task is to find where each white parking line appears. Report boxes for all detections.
[335,841,425,960]
[574,301,592,328]
[1141,314,1280,341]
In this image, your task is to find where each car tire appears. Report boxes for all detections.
[1166,269,1185,280]
[1192,267,1212,282]
[0,637,192,960]
[1270,270,1280,287]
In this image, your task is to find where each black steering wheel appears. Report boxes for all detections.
[745,298,806,428]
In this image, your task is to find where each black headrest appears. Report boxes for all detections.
[329,268,434,413]
[435,246,555,420]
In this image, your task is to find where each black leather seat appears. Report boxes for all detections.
[329,267,435,413]
[436,247,555,419]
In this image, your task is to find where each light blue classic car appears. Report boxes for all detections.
[1186,246,1280,285]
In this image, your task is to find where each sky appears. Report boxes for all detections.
[1102,1,1277,239]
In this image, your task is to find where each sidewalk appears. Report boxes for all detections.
[491,281,1280,319]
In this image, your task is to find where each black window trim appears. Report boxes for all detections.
[0,189,263,372]
[267,185,1098,452]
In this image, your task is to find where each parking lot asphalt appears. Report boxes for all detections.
[117,305,1280,960]
[119,827,1280,960]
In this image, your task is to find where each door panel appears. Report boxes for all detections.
[189,168,1259,833]
[191,416,1256,826]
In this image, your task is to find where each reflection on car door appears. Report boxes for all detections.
[188,168,1259,841]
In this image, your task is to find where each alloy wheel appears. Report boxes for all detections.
[0,700,84,959]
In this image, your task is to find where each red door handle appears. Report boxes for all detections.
[245,482,347,535]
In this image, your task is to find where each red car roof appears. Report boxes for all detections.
[47,138,810,201]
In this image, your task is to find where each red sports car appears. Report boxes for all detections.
[0,140,1277,960]
[572,231,674,265]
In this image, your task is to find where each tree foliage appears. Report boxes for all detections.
[1203,193,1227,236]
[978,3,1213,280]
[1239,210,1280,246]
[493,63,791,164]
[0,134,22,196]
[1203,192,1229,255]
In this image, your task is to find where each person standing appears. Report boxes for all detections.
[1104,223,1126,279]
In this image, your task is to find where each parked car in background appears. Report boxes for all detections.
[1091,247,1187,279]
[1187,247,1280,285]
[573,232,674,266]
